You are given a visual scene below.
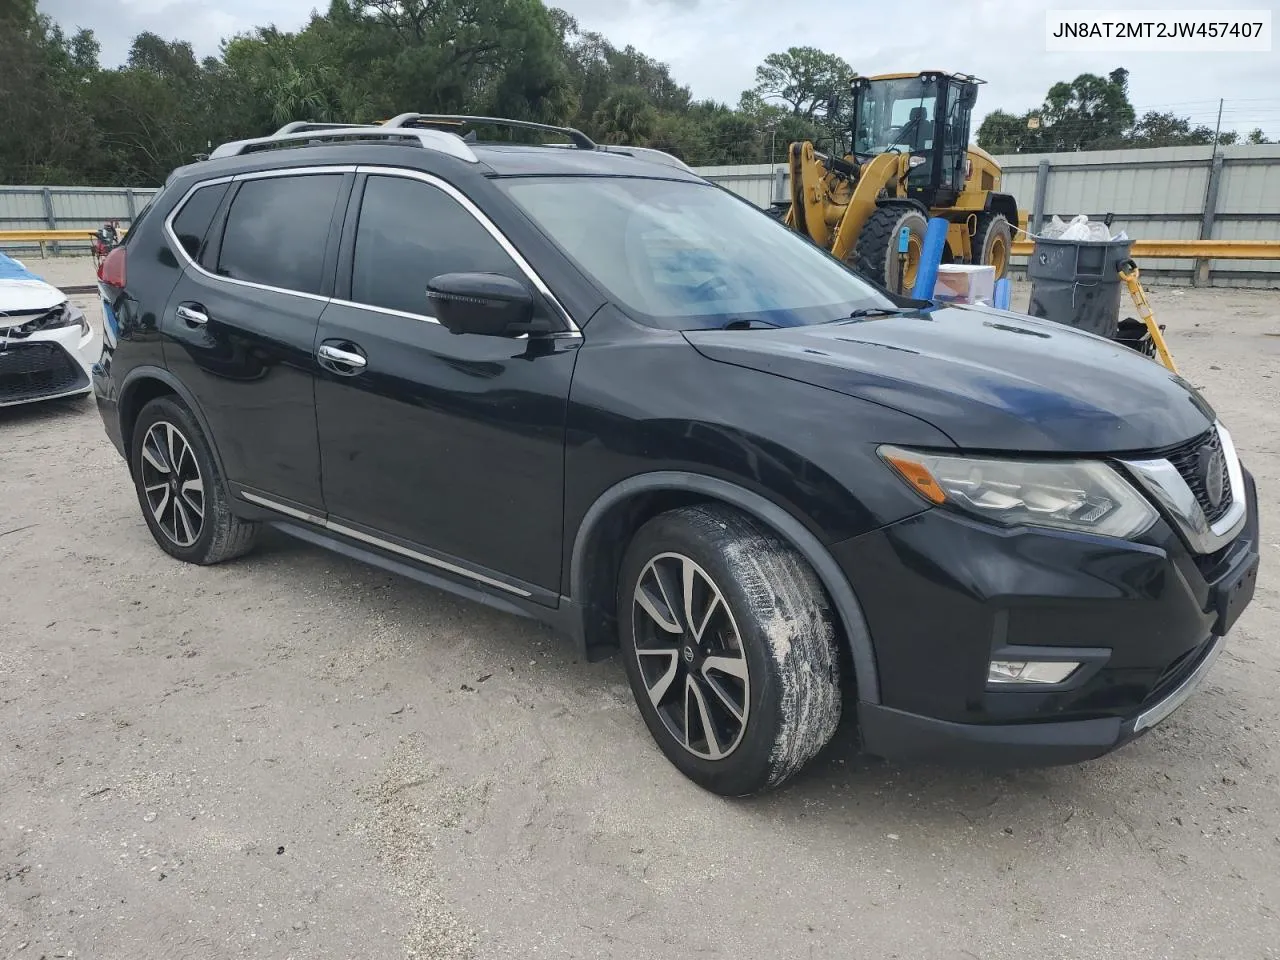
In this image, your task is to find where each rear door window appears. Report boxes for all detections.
[216,174,343,295]
[350,174,523,317]
[170,182,231,267]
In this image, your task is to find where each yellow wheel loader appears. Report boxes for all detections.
[779,71,1022,293]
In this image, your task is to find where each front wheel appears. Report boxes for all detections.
[851,204,929,293]
[618,505,843,796]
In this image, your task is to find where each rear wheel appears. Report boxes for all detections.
[852,204,928,293]
[974,213,1012,280]
[618,504,843,796]
[130,396,259,564]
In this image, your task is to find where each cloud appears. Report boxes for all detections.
[40,0,1280,137]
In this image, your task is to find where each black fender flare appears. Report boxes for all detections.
[118,365,227,479]
[874,196,930,218]
[569,471,881,704]
[984,193,1021,233]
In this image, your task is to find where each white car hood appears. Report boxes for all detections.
[0,255,66,321]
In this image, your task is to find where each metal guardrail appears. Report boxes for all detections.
[0,228,127,258]
[1011,239,1280,260]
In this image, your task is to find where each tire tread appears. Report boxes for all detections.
[620,503,843,795]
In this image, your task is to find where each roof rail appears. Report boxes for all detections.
[383,114,596,150]
[544,141,695,174]
[599,144,695,173]
[273,121,379,136]
[207,126,479,163]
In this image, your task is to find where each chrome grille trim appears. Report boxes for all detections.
[1120,421,1246,555]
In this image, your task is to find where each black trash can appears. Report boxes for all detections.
[1027,237,1133,338]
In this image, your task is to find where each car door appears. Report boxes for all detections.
[162,169,351,513]
[313,169,579,599]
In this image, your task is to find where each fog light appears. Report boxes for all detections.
[988,660,1081,684]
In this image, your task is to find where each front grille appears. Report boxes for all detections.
[1161,428,1233,524]
[0,342,87,404]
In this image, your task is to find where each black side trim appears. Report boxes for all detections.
[270,520,575,635]
[235,483,557,607]
[570,471,881,704]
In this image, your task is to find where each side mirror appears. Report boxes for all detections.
[426,272,538,337]
[959,84,979,109]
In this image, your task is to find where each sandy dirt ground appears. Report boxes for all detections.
[2,258,1278,960]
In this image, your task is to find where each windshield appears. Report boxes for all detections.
[498,177,892,330]
[854,77,937,156]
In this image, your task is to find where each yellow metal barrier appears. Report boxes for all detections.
[1012,239,1280,259]
[0,228,128,258]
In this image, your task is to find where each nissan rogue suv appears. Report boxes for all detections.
[92,115,1260,796]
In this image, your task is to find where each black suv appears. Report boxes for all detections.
[94,115,1260,796]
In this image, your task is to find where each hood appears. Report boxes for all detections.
[685,305,1214,454]
[0,255,65,320]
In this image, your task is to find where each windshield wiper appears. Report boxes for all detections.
[719,318,780,330]
[845,306,913,320]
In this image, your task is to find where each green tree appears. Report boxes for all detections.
[592,87,656,144]
[0,0,97,183]
[1247,128,1271,144]
[1039,68,1135,150]
[975,109,1039,154]
[752,46,852,124]
[1129,110,1210,147]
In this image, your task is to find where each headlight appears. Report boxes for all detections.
[879,445,1158,539]
[9,302,85,336]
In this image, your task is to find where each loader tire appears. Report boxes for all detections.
[851,205,928,294]
[975,213,1012,280]
[765,202,791,223]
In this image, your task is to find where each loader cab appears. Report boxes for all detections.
[851,71,981,209]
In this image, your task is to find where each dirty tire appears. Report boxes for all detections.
[852,204,929,293]
[130,395,259,565]
[618,504,842,796]
[974,213,1012,280]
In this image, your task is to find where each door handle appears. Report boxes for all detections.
[176,303,209,326]
[317,343,368,371]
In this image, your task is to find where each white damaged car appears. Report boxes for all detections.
[0,252,94,406]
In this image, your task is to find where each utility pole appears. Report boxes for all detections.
[1195,98,1227,287]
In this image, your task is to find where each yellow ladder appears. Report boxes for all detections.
[1117,259,1178,374]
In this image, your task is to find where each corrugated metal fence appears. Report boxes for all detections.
[695,143,1280,287]
[0,185,160,255]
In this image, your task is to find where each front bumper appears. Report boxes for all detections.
[859,632,1225,765]
[0,322,94,406]
[837,468,1260,765]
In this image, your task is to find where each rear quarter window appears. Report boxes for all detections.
[169,182,231,267]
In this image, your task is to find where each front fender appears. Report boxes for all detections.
[569,470,885,704]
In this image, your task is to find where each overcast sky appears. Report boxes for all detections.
[42,0,1280,136]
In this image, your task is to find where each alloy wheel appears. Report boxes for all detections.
[139,421,205,548]
[632,552,751,760]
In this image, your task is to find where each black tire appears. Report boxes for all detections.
[852,204,929,293]
[130,396,259,565]
[974,212,1012,280]
[618,504,842,796]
